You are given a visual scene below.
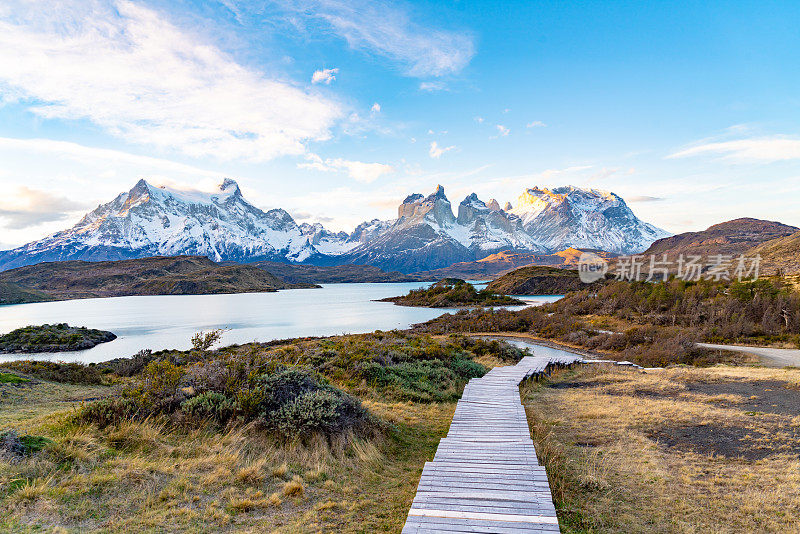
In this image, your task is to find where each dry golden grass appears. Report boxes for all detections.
[282,477,305,497]
[0,379,453,533]
[523,365,800,533]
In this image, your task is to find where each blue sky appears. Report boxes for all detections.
[1,0,799,248]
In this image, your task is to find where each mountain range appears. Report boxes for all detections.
[0,178,670,273]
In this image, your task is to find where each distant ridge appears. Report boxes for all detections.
[0,255,316,305]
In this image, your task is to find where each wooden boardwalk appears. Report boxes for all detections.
[402,353,581,533]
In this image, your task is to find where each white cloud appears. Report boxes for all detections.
[262,0,474,77]
[668,136,800,162]
[419,81,447,92]
[370,102,381,113]
[429,141,455,159]
[495,125,510,137]
[0,0,343,161]
[0,137,224,178]
[0,186,87,229]
[474,116,484,124]
[526,121,546,128]
[627,195,664,203]
[311,67,338,84]
[298,154,393,183]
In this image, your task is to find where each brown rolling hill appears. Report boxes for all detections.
[0,256,317,305]
[748,230,800,276]
[642,218,798,258]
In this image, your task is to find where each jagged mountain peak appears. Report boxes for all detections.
[510,184,669,254]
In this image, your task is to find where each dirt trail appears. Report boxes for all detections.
[698,343,800,367]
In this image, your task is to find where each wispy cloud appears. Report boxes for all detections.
[0,186,87,229]
[0,0,342,161]
[258,0,474,77]
[668,136,800,162]
[494,125,510,137]
[370,102,381,113]
[0,137,225,177]
[311,67,338,84]
[626,195,664,203]
[429,141,455,159]
[419,81,447,92]
[526,121,546,128]
[298,154,393,183]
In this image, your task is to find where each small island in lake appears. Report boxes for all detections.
[380,278,525,308]
[0,323,117,353]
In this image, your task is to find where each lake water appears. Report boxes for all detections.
[482,336,584,360]
[0,283,562,364]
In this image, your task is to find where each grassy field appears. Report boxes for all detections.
[0,375,455,532]
[522,365,800,533]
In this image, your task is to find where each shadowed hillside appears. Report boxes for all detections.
[0,256,317,304]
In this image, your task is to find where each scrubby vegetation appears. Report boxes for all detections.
[0,323,116,353]
[381,278,524,308]
[78,364,373,441]
[0,331,526,532]
[417,277,800,366]
[0,360,107,385]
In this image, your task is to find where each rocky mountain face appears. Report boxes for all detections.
[510,186,670,254]
[0,180,670,273]
[344,186,543,272]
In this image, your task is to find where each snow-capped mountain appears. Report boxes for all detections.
[342,186,545,272]
[0,180,669,273]
[0,179,326,270]
[510,186,670,254]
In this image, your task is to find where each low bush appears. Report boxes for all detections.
[78,362,371,440]
[0,360,105,385]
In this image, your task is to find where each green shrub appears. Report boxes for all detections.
[75,397,138,428]
[182,391,236,422]
[272,389,367,436]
